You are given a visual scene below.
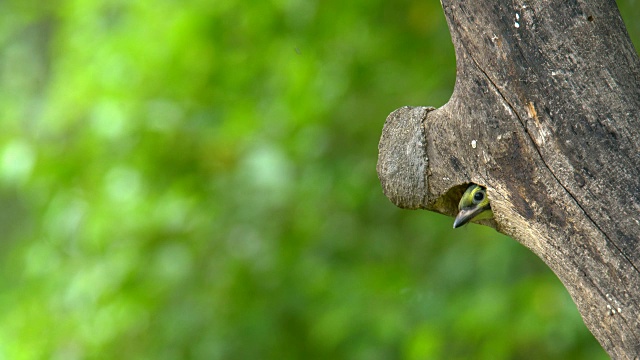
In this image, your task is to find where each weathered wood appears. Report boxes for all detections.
[377,0,640,357]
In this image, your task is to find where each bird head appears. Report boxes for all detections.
[453,184,493,228]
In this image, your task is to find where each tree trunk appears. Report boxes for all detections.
[377,0,640,357]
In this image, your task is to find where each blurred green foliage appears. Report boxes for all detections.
[1,0,637,358]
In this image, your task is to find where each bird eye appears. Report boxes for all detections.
[473,191,485,203]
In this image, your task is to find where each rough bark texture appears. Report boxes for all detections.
[377,0,640,357]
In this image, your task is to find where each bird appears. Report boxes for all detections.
[453,184,493,228]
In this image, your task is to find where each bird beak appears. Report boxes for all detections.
[453,207,486,228]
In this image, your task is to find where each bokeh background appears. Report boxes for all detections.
[1,0,638,358]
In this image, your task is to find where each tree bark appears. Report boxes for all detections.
[377,0,640,357]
